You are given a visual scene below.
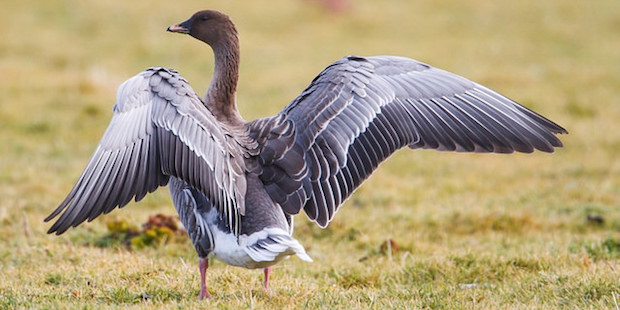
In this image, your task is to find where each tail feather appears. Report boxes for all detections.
[244,230,312,263]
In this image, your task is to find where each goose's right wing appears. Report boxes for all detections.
[45,68,247,235]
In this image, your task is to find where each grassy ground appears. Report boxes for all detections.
[1,0,618,308]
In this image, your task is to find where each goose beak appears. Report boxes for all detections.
[167,20,190,34]
[167,24,189,33]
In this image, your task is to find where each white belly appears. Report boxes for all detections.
[211,229,258,268]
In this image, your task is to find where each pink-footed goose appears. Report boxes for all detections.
[45,10,567,299]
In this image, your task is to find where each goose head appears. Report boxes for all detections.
[167,10,237,48]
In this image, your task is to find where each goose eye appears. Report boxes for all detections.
[200,16,208,21]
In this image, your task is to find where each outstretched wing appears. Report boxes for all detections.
[254,55,567,227]
[45,67,248,235]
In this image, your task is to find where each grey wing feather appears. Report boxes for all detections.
[248,115,310,215]
[259,55,566,227]
[45,68,247,235]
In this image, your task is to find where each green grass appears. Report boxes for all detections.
[1,0,619,308]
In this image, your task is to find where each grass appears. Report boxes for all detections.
[1,0,619,308]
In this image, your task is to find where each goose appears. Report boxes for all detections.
[45,10,567,299]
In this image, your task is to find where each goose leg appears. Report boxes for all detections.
[263,267,272,290]
[198,257,212,299]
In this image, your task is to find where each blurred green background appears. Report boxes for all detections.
[0,0,618,308]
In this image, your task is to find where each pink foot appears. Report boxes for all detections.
[198,257,212,299]
[199,289,212,300]
[263,267,272,291]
